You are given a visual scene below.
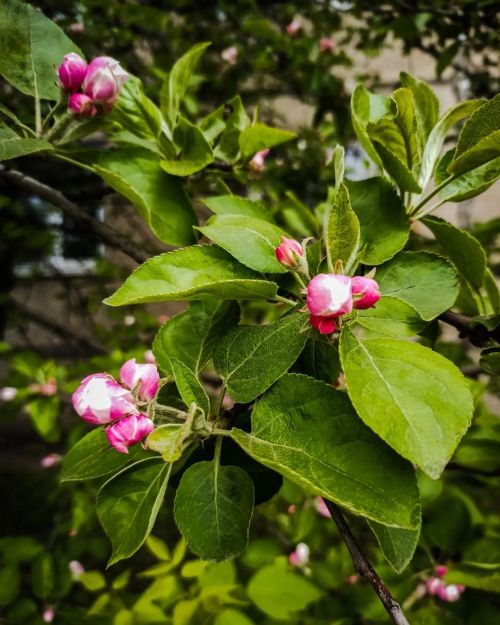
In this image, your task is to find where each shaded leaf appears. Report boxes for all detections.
[326,183,360,274]
[160,116,213,176]
[170,357,210,416]
[369,521,420,573]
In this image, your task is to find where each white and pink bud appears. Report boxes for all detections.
[426,577,445,596]
[438,584,463,602]
[120,358,160,401]
[286,17,301,36]
[72,373,137,425]
[351,276,381,310]
[306,274,353,318]
[0,387,17,401]
[221,46,238,65]
[83,56,128,109]
[68,560,85,580]
[106,413,154,454]
[309,314,337,335]
[275,236,304,268]
[289,542,310,567]
[68,93,96,117]
[58,53,87,91]
[249,148,270,172]
[315,496,332,518]
[319,37,334,53]
[43,607,55,623]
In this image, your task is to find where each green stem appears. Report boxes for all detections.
[413,198,446,221]
[293,272,307,289]
[214,435,223,464]
[410,174,458,216]
[35,97,42,137]
[52,153,95,173]
[275,295,297,306]
[212,428,232,438]
[213,382,227,420]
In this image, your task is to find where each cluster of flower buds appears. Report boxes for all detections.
[58,53,128,117]
[72,358,158,453]
[274,237,381,335]
[427,565,465,602]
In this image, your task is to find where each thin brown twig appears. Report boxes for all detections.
[0,165,149,264]
[438,311,499,347]
[323,499,410,625]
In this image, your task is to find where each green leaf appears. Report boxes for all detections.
[108,76,165,145]
[346,177,409,265]
[445,563,500,593]
[375,251,459,320]
[326,183,360,274]
[215,609,255,625]
[434,149,500,203]
[105,246,278,306]
[368,521,420,573]
[198,215,287,274]
[214,96,250,163]
[355,296,427,338]
[174,460,254,561]
[0,0,83,100]
[423,216,487,289]
[239,123,296,159]
[351,84,392,170]
[199,105,227,144]
[233,374,420,528]
[297,336,341,384]
[31,552,54,599]
[340,326,473,478]
[332,145,345,191]
[25,397,60,442]
[153,300,239,375]
[399,72,439,146]
[79,571,106,592]
[160,116,213,176]
[95,148,197,247]
[480,347,500,376]
[450,94,500,175]
[419,100,484,190]
[97,461,171,565]
[371,141,422,193]
[146,424,185,463]
[247,564,322,620]
[161,42,211,133]
[0,136,53,161]
[203,195,275,223]
[0,566,20,606]
[170,357,210,416]
[61,428,147,482]
[214,311,310,403]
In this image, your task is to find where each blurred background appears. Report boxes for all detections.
[1,1,499,624]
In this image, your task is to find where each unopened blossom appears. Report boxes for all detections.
[124,314,136,326]
[68,93,96,117]
[69,560,85,580]
[106,413,154,454]
[351,276,381,310]
[83,56,128,109]
[58,53,87,91]
[30,378,58,397]
[427,577,445,596]
[309,314,337,335]
[315,496,331,518]
[287,504,297,514]
[289,542,310,566]
[435,565,448,578]
[69,22,84,34]
[42,607,55,623]
[72,373,137,424]
[120,358,160,401]
[0,387,17,401]
[249,148,270,172]
[40,454,62,469]
[275,236,304,268]
[221,46,238,65]
[319,37,334,53]
[286,17,301,36]
[144,349,156,364]
[438,584,464,602]
[306,274,352,318]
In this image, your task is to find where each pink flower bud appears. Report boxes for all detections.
[319,37,334,53]
[0,387,17,401]
[314,496,332,518]
[275,236,304,268]
[306,274,353,318]
[435,565,448,578]
[144,349,156,364]
[249,148,270,172]
[309,314,337,335]
[58,53,87,91]
[69,22,84,34]
[289,542,310,566]
[83,56,128,108]
[69,560,85,579]
[286,17,301,36]
[287,504,296,514]
[40,454,62,468]
[120,358,160,401]
[68,93,96,117]
[221,46,238,65]
[106,413,154,454]
[426,577,445,596]
[438,584,462,602]
[43,607,55,623]
[72,373,137,425]
[351,276,381,310]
